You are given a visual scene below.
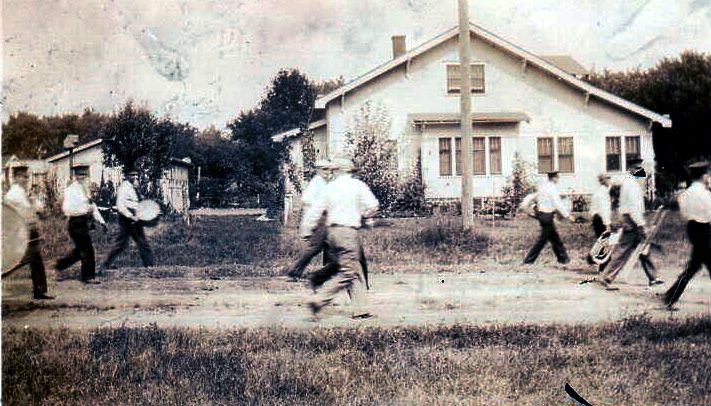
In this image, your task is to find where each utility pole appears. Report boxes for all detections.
[458,0,474,228]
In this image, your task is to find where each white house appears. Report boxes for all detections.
[46,139,192,213]
[276,23,671,203]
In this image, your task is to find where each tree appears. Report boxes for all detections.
[500,153,536,217]
[227,69,317,217]
[588,51,711,196]
[101,101,176,200]
[346,101,399,212]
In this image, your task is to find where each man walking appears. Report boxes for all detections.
[521,171,572,265]
[4,166,53,299]
[56,165,106,284]
[662,161,711,307]
[103,167,154,269]
[307,158,379,319]
[587,173,612,271]
[286,160,333,281]
[600,158,663,288]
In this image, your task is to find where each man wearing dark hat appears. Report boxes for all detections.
[521,170,573,265]
[587,173,613,270]
[662,161,711,307]
[4,166,52,299]
[600,158,663,288]
[103,166,154,269]
[56,164,106,283]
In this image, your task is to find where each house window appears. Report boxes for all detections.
[489,137,502,174]
[473,137,486,175]
[455,137,462,175]
[625,136,641,168]
[558,137,574,173]
[446,64,485,94]
[606,137,622,172]
[537,138,554,173]
[439,137,452,176]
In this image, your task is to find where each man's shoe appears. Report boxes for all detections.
[33,293,54,300]
[307,301,323,315]
[82,279,101,285]
[351,312,373,320]
[649,279,664,286]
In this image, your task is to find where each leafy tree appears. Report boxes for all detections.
[500,153,537,217]
[391,156,430,215]
[228,69,317,217]
[346,101,399,212]
[588,50,711,196]
[101,101,176,199]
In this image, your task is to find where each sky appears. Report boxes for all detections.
[2,0,710,129]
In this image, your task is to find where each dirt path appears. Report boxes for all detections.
[2,263,709,329]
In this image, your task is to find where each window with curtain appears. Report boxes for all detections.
[537,138,553,173]
[446,64,485,94]
[473,137,486,175]
[558,137,574,173]
[439,137,452,176]
[625,136,641,169]
[489,137,501,174]
[606,137,621,171]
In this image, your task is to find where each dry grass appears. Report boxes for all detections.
[3,316,710,405]
[35,211,691,276]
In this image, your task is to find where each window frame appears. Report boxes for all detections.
[537,137,554,174]
[605,136,622,172]
[446,63,486,94]
[489,137,502,175]
[557,136,575,174]
[439,137,452,176]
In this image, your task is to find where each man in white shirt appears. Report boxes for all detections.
[521,171,572,265]
[4,166,52,299]
[285,161,333,281]
[103,167,154,269]
[307,158,379,318]
[586,173,612,269]
[601,158,663,288]
[662,161,711,307]
[56,165,106,284]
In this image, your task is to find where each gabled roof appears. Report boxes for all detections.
[540,55,589,76]
[315,23,671,128]
[46,138,103,162]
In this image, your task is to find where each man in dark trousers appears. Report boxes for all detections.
[521,171,573,265]
[662,161,711,307]
[56,165,106,284]
[103,167,154,269]
[4,166,52,299]
[600,158,664,288]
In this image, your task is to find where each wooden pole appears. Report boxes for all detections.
[458,0,474,228]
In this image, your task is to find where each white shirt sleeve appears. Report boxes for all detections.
[359,181,379,218]
[116,182,139,218]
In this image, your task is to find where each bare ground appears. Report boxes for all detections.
[3,260,709,329]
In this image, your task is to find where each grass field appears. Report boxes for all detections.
[3,316,710,405]
[5,210,708,405]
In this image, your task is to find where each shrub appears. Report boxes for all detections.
[414,214,490,253]
[391,157,431,216]
[500,153,537,217]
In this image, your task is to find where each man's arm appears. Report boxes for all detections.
[116,184,138,220]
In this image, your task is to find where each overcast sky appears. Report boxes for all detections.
[3,0,710,129]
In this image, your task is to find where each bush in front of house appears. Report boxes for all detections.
[500,153,537,218]
[390,157,432,217]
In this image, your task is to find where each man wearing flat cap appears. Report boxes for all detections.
[587,173,613,270]
[4,166,52,299]
[600,158,663,288]
[56,164,106,283]
[662,161,711,307]
[103,166,154,269]
[521,170,573,265]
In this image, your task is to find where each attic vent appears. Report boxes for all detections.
[392,35,406,59]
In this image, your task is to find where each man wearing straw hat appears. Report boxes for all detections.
[56,164,106,284]
[661,161,711,307]
[103,166,154,269]
[600,158,664,289]
[307,157,379,319]
[4,165,53,299]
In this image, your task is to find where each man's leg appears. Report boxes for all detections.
[548,223,570,264]
[70,218,96,281]
[602,225,641,284]
[22,229,48,297]
[287,223,327,279]
[523,214,551,264]
[663,223,709,305]
[103,217,132,269]
[130,223,154,267]
[56,218,83,271]
[359,244,369,290]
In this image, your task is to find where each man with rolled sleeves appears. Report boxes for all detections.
[4,166,52,299]
[307,158,379,319]
[600,158,664,288]
[521,171,572,265]
[55,165,106,284]
[103,166,154,269]
[662,161,711,307]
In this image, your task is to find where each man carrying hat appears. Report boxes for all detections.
[521,170,573,265]
[4,166,52,299]
[587,173,613,271]
[56,164,106,283]
[600,158,664,288]
[661,161,711,307]
[103,166,154,269]
[307,157,379,319]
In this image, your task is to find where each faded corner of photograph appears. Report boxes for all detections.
[2,0,710,405]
